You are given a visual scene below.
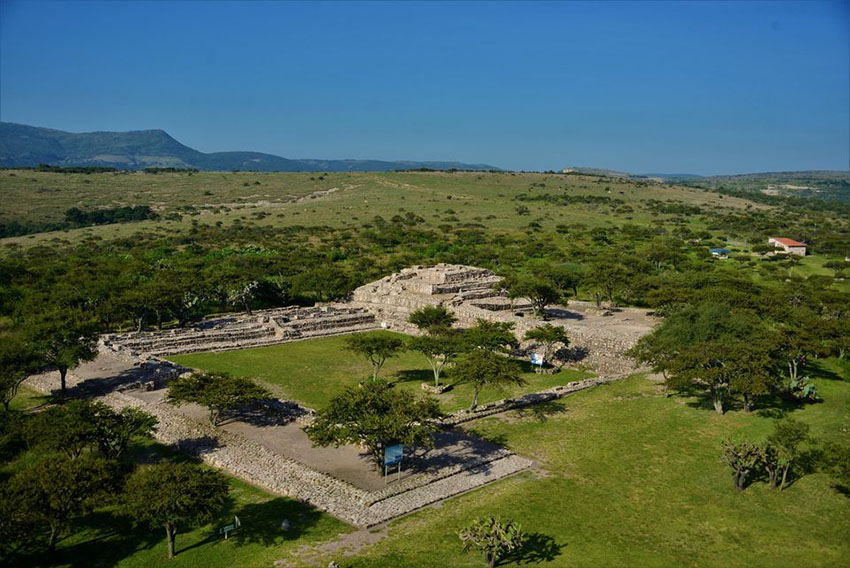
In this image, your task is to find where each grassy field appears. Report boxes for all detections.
[0,169,766,246]
[328,362,850,568]
[169,331,594,413]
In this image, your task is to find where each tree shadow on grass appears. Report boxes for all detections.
[13,510,161,568]
[229,498,325,547]
[393,369,434,384]
[501,532,565,565]
[808,361,848,381]
[511,400,567,423]
[462,427,510,448]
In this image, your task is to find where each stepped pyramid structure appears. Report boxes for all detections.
[350,264,530,333]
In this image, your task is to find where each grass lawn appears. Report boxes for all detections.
[169,331,594,413]
[303,363,849,567]
[9,384,51,411]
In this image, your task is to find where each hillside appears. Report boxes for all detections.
[0,122,499,172]
[686,170,850,203]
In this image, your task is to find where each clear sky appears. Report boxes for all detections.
[1,0,848,174]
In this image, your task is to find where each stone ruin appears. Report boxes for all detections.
[101,263,653,375]
[350,263,654,375]
[102,305,379,358]
[350,264,531,333]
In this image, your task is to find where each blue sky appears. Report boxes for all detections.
[1,0,847,173]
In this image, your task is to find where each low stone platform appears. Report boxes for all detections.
[24,354,532,528]
[102,305,379,359]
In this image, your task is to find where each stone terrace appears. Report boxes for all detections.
[350,264,528,334]
[350,264,655,374]
[102,305,379,358]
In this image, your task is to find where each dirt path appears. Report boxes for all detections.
[277,525,389,567]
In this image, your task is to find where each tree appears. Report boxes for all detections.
[766,416,810,491]
[502,274,561,318]
[774,309,828,388]
[523,324,570,367]
[409,330,464,386]
[344,333,406,379]
[822,409,850,492]
[90,403,158,460]
[0,333,39,411]
[25,307,99,394]
[464,319,518,354]
[22,400,98,459]
[124,462,230,559]
[453,350,525,410]
[459,516,525,568]
[21,400,156,461]
[585,257,629,307]
[11,454,119,552]
[305,380,442,469]
[166,372,273,426]
[226,279,259,315]
[720,440,762,491]
[291,265,351,302]
[0,482,39,561]
[407,305,457,334]
[628,303,778,414]
[535,261,582,299]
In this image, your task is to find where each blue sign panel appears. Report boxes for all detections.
[530,353,544,367]
[384,444,403,466]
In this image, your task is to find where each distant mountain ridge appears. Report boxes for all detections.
[0,122,499,172]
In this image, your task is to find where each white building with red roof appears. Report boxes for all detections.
[768,237,807,256]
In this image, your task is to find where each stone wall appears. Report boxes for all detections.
[441,374,628,425]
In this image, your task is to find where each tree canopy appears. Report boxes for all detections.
[123,462,230,559]
[452,350,525,410]
[408,329,466,386]
[523,324,570,366]
[344,333,406,379]
[407,305,457,334]
[0,332,39,411]
[305,379,442,468]
[459,516,525,568]
[628,303,781,414]
[24,306,99,394]
[10,454,120,552]
[166,371,273,426]
[464,319,518,354]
